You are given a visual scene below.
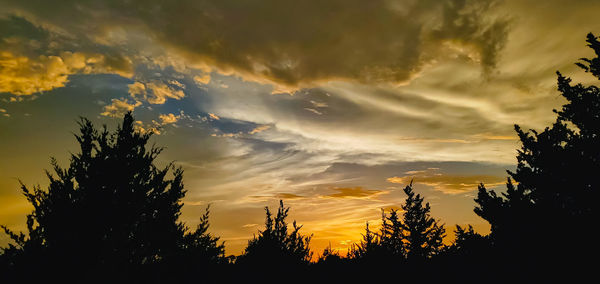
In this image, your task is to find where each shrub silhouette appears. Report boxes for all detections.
[316,243,343,265]
[237,200,312,266]
[0,112,225,282]
[348,221,385,261]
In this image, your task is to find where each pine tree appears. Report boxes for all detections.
[400,183,445,260]
[351,183,445,262]
[379,209,405,258]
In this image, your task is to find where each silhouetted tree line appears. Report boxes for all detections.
[2,34,600,283]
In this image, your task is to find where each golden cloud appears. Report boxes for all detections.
[387,169,505,194]
[0,50,132,95]
[146,82,185,105]
[158,113,180,125]
[249,124,271,135]
[100,98,141,118]
[208,113,220,120]
[275,193,304,200]
[127,81,185,105]
[325,187,386,199]
[193,74,211,85]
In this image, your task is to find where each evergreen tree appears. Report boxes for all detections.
[379,209,405,258]
[474,33,600,265]
[0,112,225,281]
[400,183,445,260]
[351,183,445,262]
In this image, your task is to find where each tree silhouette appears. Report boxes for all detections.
[316,243,343,265]
[379,208,405,258]
[399,183,445,260]
[351,183,445,263]
[475,33,600,272]
[444,225,491,259]
[1,112,225,282]
[237,200,312,266]
[348,221,383,260]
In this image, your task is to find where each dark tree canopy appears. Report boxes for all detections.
[1,112,225,282]
[474,33,600,268]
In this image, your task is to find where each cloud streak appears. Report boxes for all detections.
[387,168,505,194]
[324,187,386,199]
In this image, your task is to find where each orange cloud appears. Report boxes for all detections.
[249,125,271,135]
[324,187,385,199]
[275,193,304,200]
[101,98,141,117]
[0,50,132,95]
[208,113,220,120]
[387,169,505,194]
[158,113,180,125]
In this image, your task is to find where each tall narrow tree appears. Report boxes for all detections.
[400,183,445,260]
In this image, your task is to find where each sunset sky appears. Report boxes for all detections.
[2,0,600,256]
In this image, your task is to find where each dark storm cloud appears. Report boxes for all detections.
[2,0,509,89]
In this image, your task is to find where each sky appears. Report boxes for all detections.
[1,0,600,257]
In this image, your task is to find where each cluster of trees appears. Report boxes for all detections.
[2,34,599,282]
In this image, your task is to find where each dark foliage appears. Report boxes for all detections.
[237,200,312,266]
[0,113,226,283]
[474,33,600,276]
[350,183,445,263]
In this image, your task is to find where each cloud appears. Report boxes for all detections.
[387,168,505,194]
[275,193,304,200]
[101,97,141,117]
[193,74,211,85]
[128,82,146,97]
[122,81,186,109]
[158,113,180,125]
[325,187,386,199]
[249,124,271,135]
[0,16,133,95]
[310,100,328,108]
[133,120,160,135]
[0,51,127,95]
[2,0,510,91]
[304,108,323,115]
